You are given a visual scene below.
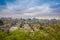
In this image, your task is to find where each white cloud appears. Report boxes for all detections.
[0,0,60,19]
[0,4,58,18]
[22,4,53,16]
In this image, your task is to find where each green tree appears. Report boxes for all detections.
[43,27,56,40]
[0,30,8,40]
[4,29,31,40]
[33,30,50,40]
[0,20,3,26]
[56,31,60,40]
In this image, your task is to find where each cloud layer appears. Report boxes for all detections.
[0,0,60,19]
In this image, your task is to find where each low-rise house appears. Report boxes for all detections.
[30,29,34,34]
[20,22,31,31]
[23,24,31,30]
[9,26,18,32]
[0,25,10,33]
[33,24,40,31]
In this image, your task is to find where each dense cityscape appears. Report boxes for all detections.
[0,17,60,40]
[0,0,60,40]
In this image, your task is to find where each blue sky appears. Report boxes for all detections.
[0,0,60,19]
